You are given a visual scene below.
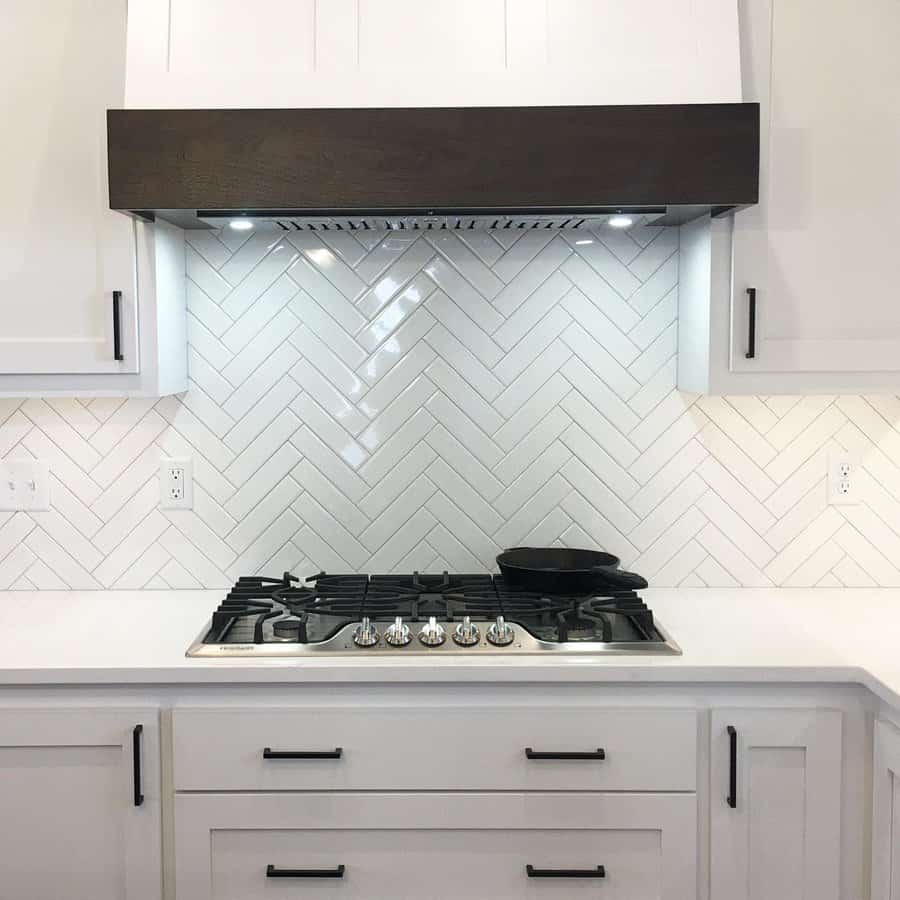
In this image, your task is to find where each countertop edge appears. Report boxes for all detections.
[0,663,887,699]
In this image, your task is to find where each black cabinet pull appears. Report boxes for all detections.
[267,865,345,878]
[525,748,605,760]
[745,287,756,359]
[262,747,343,759]
[726,725,738,809]
[113,291,124,361]
[527,865,606,879]
[132,724,144,807]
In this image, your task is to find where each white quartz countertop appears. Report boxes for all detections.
[1,588,898,704]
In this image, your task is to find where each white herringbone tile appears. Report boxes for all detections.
[222,308,300,388]
[357,240,436,319]
[561,252,641,331]
[357,273,435,354]
[3,228,900,589]
[423,257,504,334]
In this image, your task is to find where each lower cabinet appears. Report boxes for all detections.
[0,707,161,900]
[172,706,697,791]
[710,708,842,900]
[872,719,900,900]
[175,792,697,900]
[171,703,856,899]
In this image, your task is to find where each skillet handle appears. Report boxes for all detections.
[591,567,648,590]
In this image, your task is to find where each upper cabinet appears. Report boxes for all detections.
[0,0,186,397]
[124,0,742,108]
[680,0,900,394]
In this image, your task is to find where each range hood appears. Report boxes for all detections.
[107,104,759,231]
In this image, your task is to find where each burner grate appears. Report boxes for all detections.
[206,573,299,641]
[201,570,662,646]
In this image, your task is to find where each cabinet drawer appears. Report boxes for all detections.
[173,707,696,791]
[176,792,697,900]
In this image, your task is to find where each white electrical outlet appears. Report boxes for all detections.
[828,453,858,506]
[0,459,50,511]
[160,458,193,510]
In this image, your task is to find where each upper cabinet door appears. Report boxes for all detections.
[124,0,742,108]
[0,0,138,375]
[730,0,900,376]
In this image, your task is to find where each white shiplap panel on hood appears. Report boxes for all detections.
[124,0,742,107]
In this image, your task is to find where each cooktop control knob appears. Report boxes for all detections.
[453,615,480,647]
[486,615,514,646]
[352,616,379,647]
[418,616,446,647]
[384,616,412,647]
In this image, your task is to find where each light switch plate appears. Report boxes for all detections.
[0,459,50,511]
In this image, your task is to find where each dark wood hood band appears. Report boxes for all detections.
[107,104,759,216]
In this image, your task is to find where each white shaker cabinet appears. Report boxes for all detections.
[0,707,162,900]
[0,1,186,397]
[731,0,900,384]
[710,708,842,900]
[873,719,900,900]
[681,0,900,394]
[124,0,742,108]
[175,793,697,900]
[171,703,698,898]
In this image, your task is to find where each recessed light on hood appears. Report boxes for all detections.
[229,219,253,231]
[608,215,634,229]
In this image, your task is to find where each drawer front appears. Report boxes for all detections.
[173,707,696,791]
[175,792,697,900]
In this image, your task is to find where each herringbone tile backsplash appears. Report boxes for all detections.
[2,224,900,589]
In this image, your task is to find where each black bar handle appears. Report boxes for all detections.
[262,747,343,759]
[267,865,345,878]
[745,287,756,359]
[527,865,606,879]
[113,291,124,361]
[727,725,738,809]
[132,724,144,807]
[525,748,605,760]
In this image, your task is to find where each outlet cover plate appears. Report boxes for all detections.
[160,457,193,510]
[828,452,859,506]
[0,459,50,511]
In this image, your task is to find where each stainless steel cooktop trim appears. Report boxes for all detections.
[185,620,682,658]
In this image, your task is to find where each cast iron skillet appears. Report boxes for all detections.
[496,547,649,593]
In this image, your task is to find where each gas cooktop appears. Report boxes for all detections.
[186,572,680,657]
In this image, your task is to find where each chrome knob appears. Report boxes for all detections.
[486,615,514,646]
[453,615,480,646]
[352,616,379,647]
[418,616,446,647]
[384,616,412,647]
